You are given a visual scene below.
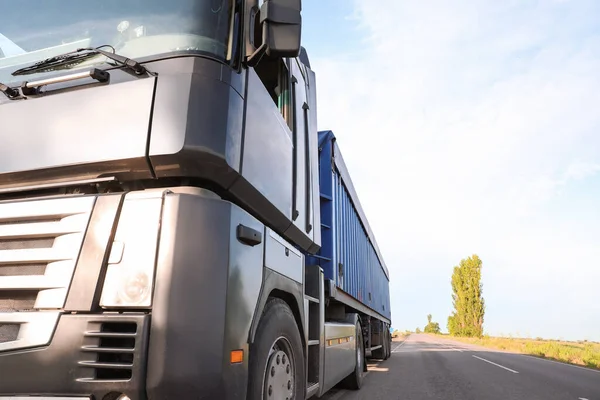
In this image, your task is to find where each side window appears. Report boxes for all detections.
[255,57,294,132]
[278,61,294,131]
[252,1,294,130]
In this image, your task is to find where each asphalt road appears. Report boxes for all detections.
[320,333,600,400]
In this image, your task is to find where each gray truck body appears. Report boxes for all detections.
[0,1,392,399]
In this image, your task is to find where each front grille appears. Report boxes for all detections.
[0,291,37,311]
[0,264,47,277]
[0,323,18,343]
[0,237,55,251]
[0,196,95,352]
[79,321,138,382]
[0,196,95,311]
[0,238,51,277]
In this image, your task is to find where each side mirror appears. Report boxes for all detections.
[248,0,302,64]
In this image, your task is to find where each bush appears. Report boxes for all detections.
[424,314,441,334]
[424,322,441,334]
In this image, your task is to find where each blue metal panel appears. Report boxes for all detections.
[306,130,391,320]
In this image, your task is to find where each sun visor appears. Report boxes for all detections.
[0,75,156,190]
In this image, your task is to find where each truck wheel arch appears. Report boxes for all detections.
[248,268,306,351]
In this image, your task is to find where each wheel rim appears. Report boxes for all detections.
[263,336,295,400]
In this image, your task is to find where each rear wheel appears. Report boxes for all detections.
[247,298,306,400]
[386,330,391,359]
[339,320,365,390]
[372,331,386,360]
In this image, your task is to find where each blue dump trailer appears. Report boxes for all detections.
[306,130,392,353]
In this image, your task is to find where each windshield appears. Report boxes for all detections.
[0,0,233,83]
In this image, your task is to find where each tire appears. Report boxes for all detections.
[382,329,389,360]
[383,331,392,360]
[247,298,306,400]
[385,330,391,359]
[339,320,365,390]
[372,331,386,360]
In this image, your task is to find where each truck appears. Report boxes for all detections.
[0,1,392,399]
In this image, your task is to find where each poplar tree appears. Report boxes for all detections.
[448,254,485,337]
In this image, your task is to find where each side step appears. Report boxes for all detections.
[304,265,324,398]
[306,382,320,399]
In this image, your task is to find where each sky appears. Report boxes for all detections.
[300,0,600,341]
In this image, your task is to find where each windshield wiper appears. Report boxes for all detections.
[12,45,147,77]
[0,82,18,99]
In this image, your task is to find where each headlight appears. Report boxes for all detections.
[100,193,163,308]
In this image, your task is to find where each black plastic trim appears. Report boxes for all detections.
[249,267,306,346]
[0,313,149,399]
[237,224,263,246]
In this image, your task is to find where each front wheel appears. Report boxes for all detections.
[247,298,306,400]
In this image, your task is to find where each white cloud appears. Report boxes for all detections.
[563,161,600,181]
[308,0,600,339]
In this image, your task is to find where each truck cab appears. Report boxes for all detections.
[0,1,392,399]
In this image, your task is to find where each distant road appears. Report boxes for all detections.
[321,333,600,400]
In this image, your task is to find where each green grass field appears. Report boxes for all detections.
[435,334,600,369]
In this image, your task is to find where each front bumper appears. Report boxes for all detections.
[0,189,266,400]
[0,313,149,399]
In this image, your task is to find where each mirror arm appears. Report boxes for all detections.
[247,43,268,67]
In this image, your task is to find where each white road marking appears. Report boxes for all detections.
[472,355,519,374]
[578,397,589,400]
[391,340,407,353]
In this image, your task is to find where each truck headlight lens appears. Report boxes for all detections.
[121,270,151,304]
[100,194,163,308]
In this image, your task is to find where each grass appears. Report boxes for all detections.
[391,330,408,341]
[433,334,600,370]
